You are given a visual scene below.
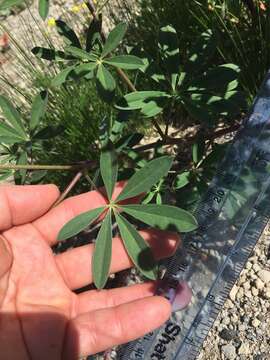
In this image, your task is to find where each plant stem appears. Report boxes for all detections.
[86,0,166,141]
[0,162,96,171]
[134,122,241,152]
[52,171,83,208]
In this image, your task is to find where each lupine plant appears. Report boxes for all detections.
[0,1,246,289]
[58,148,197,288]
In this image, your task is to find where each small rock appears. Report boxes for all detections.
[219,328,236,341]
[238,342,250,355]
[258,270,270,284]
[226,299,234,309]
[246,261,252,270]
[222,344,237,359]
[253,263,261,273]
[251,318,261,328]
[242,282,251,291]
[251,287,259,296]
[264,290,270,299]
[230,285,238,301]
[237,287,244,300]
[255,278,265,290]
[245,290,252,298]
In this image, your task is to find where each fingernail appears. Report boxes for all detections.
[171,281,192,312]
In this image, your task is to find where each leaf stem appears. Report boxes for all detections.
[52,171,83,208]
[0,161,96,171]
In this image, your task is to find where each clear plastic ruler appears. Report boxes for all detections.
[117,73,270,360]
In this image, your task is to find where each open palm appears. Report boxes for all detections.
[0,183,191,359]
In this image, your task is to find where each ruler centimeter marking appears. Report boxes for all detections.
[117,74,270,360]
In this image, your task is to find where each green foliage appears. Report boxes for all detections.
[0,3,248,291]
[31,20,144,100]
[0,92,62,184]
[57,151,197,288]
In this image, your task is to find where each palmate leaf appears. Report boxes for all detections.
[121,204,198,233]
[115,212,157,280]
[39,0,49,20]
[116,156,173,202]
[100,144,118,200]
[101,22,128,58]
[0,95,26,138]
[30,91,48,130]
[57,207,105,241]
[96,64,116,93]
[104,55,144,70]
[55,20,81,48]
[92,210,112,289]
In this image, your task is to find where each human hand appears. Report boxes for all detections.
[0,183,191,359]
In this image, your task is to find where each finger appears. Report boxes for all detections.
[55,229,180,290]
[63,296,171,359]
[0,185,59,231]
[75,282,156,315]
[33,181,139,246]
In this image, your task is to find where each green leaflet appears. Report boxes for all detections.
[92,210,112,289]
[30,91,48,130]
[86,16,102,52]
[102,22,128,57]
[115,91,170,111]
[0,122,25,144]
[57,207,105,241]
[121,204,198,233]
[65,46,97,61]
[55,20,81,48]
[174,171,190,189]
[0,95,26,138]
[31,47,67,61]
[96,64,116,92]
[39,0,49,20]
[51,66,75,87]
[115,212,157,280]
[100,145,118,200]
[104,55,144,70]
[116,156,173,202]
[0,0,24,10]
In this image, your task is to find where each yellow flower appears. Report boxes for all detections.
[71,5,81,13]
[47,17,56,27]
[81,2,88,9]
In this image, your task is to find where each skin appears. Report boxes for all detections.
[0,183,191,359]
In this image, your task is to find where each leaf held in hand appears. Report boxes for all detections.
[100,144,118,200]
[115,212,157,280]
[121,204,198,233]
[92,210,112,289]
[57,207,105,241]
[116,156,173,202]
